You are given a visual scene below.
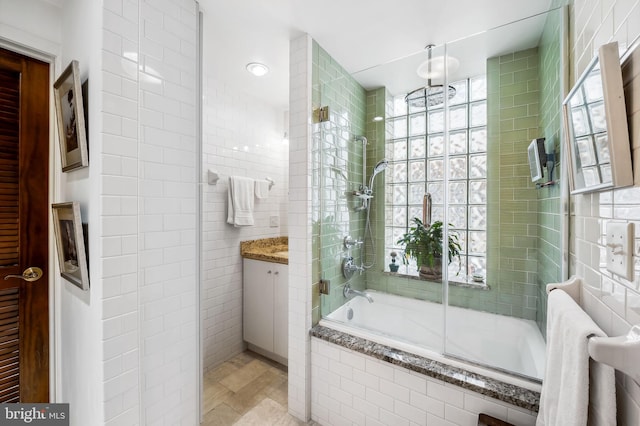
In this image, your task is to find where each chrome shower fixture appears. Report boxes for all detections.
[405,44,456,108]
[353,157,388,213]
[368,158,388,190]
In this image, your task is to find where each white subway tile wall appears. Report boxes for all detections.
[200,72,289,369]
[101,0,141,424]
[569,0,640,424]
[137,0,199,424]
[311,339,537,426]
[288,34,314,420]
[102,0,200,423]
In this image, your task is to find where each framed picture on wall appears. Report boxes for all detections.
[51,202,89,290]
[53,60,88,172]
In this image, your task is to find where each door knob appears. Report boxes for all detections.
[4,267,43,282]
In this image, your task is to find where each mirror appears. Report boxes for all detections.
[563,41,633,194]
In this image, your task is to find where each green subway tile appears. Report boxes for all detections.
[514,47,538,60]
[500,105,528,120]
[500,118,514,132]
[312,282,320,310]
[500,81,530,97]
[498,292,526,305]
[513,91,539,107]
[495,303,513,316]
[514,67,540,83]
[500,95,515,108]
[312,307,320,326]
[499,53,515,63]
[500,73,515,85]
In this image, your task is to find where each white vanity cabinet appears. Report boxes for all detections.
[243,258,288,362]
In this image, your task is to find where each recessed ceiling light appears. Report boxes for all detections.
[246,62,269,77]
[373,116,384,122]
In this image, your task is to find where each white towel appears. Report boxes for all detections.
[227,176,255,226]
[536,289,616,426]
[254,179,270,199]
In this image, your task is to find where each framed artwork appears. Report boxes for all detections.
[51,202,89,290]
[53,60,88,172]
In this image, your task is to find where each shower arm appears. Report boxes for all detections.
[360,136,368,194]
[353,136,369,212]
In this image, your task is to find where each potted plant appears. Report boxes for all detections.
[396,218,462,279]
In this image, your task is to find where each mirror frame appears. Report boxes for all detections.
[562,41,632,194]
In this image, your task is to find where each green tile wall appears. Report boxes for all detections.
[485,47,541,321]
[536,7,564,338]
[311,42,368,321]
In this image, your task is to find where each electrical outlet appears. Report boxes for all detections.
[606,222,634,280]
[269,215,279,227]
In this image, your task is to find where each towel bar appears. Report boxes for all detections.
[588,325,640,384]
[207,169,275,189]
[547,276,640,384]
[546,275,581,302]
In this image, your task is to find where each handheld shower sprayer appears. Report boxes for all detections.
[368,158,389,190]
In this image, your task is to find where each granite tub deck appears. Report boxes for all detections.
[310,325,541,412]
[240,236,288,264]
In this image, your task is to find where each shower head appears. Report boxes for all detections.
[372,158,388,175]
[405,44,456,108]
[368,158,389,189]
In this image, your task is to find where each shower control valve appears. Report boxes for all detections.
[343,236,363,249]
[342,256,363,279]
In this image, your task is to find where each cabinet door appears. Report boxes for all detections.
[243,259,274,352]
[273,264,288,359]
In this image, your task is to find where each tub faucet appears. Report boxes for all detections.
[343,284,374,303]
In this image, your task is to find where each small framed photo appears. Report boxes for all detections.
[52,202,89,290]
[53,60,88,172]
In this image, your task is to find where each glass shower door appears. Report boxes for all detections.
[442,9,564,381]
[315,42,446,356]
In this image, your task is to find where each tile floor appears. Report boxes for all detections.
[201,351,314,425]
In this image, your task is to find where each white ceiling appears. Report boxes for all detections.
[199,0,554,110]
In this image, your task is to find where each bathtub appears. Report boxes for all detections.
[321,289,545,388]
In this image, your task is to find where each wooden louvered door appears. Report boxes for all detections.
[0,47,49,402]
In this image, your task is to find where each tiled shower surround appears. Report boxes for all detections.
[290,0,640,426]
[355,42,562,324]
[486,47,542,321]
[536,5,564,337]
[312,42,368,319]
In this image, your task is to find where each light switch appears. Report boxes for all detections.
[270,215,279,227]
[606,222,634,280]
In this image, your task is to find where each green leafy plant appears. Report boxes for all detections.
[396,218,462,274]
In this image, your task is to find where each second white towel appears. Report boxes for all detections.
[536,288,615,426]
[255,179,270,199]
[227,176,255,226]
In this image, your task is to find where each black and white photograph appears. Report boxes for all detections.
[51,202,89,290]
[53,60,88,172]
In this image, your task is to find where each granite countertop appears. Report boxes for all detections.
[310,325,541,412]
[240,236,288,265]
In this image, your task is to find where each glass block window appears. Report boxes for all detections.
[386,76,487,279]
